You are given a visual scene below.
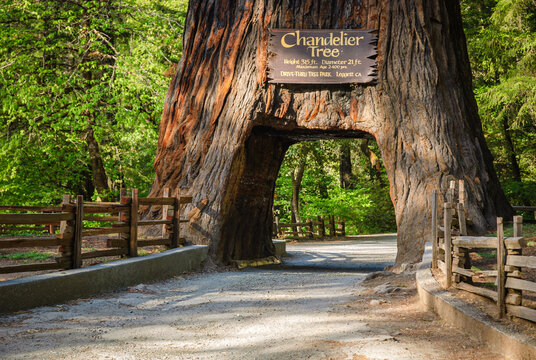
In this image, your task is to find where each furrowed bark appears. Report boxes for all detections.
[152,0,511,267]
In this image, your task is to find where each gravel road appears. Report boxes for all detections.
[0,235,501,359]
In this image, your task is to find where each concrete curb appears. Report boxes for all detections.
[273,239,287,258]
[0,245,208,314]
[417,243,536,360]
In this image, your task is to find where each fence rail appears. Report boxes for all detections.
[432,180,536,323]
[0,188,192,275]
[273,215,345,239]
[511,205,536,224]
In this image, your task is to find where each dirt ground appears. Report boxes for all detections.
[354,271,502,360]
[0,238,502,359]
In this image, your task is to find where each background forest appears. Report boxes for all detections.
[0,0,535,235]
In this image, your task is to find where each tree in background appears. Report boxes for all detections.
[276,142,327,225]
[0,0,187,204]
[275,139,396,235]
[461,0,536,205]
[339,141,354,189]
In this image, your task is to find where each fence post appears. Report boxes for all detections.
[72,195,83,269]
[341,218,346,236]
[59,195,73,266]
[275,215,280,238]
[444,202,453,288]
[162,187,170,236]
[118,188,127,225]
[432,190,438,269]
[497,217,506,318]
[457,203,467,236]
[506,216,523,306]
[454,202,471,284]
[59,195,71,231]
[318,216,325,237]
[448,180,457,216]
[116,189,129,252]
[447,180,455,202]
[458,179,466,209]
[307,219,314,238]
[129,189,138,257]
[170,190,179,248]
[458,180,469,278]
[329,215,336,236]
[513,215,523,238]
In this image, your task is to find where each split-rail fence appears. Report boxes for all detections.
[273,215,345,239]
[432,180,536,323]
[0,188,191,275]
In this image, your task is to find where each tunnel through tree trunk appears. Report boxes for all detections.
[151,0,511,267]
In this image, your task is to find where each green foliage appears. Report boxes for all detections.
[0,251,52,261]
[299,185,396,235]
[275,139,396,235]
[461,0,536,205]
[0,0,187,204]
[501,181,536,207]
[483,281,497,289]
[477,250,497,259]
[486,222,536,238]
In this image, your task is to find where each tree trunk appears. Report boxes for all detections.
[291,160,306,224]
[501,118,532,206]
[84,125,110,200]
[318,171,329,199]
[501,118,522,182]
[151,0,511,266]
[339,142,353,189]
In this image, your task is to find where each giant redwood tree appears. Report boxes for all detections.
[151,0,512,267]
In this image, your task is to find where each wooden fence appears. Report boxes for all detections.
[432,180,536,323]
[273,215,345,239]
[512,205,536,224]
[0,188,192,275]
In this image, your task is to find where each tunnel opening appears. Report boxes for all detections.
[217,125,397,266]
[273,137,396,241]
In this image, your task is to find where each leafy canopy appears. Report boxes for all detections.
[0,0,187,204]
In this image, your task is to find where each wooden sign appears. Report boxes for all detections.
[268,29,378,84]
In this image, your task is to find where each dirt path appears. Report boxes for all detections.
[0,236,501,359]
